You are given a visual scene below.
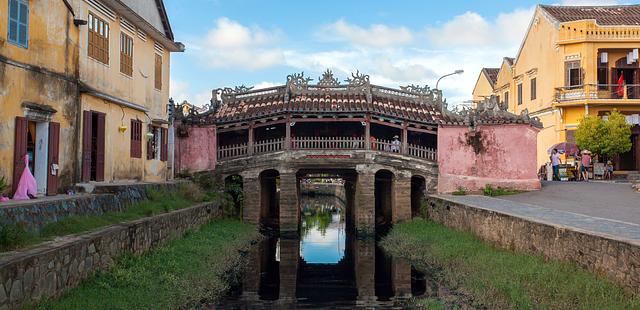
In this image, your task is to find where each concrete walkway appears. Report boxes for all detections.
[438,187,640,243]
[501,181,640,225]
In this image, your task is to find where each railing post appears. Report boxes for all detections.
[624,84,629,99]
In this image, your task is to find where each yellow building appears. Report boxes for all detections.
[474,5,640,171]
[0,0,183,197]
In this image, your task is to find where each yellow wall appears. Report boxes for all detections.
[0,0,80,190]
[478,6,640,168]
[472,71,494,103]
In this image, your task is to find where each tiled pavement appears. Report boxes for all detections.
[436,190,640,244]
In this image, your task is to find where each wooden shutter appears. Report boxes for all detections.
[96,112,106,181]
[161,127,168,161]
[154,54,162,90]
[12,117,28,194]
[82,111,92,182]
[147,126,154,160]
[47,122,60,196]
[130,119,142,158]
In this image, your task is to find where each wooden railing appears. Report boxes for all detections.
[253,138,284,154]
[292,137,365,150]
[217,137,438,162]
[408,143,437,161]
[217,143,248,160]
[555,84,640,101]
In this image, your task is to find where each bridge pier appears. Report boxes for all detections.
[279,238,300,300]
[355,171,375,235]
[393,173,412,223]
[279,172,299,236]
[242,174,261,225]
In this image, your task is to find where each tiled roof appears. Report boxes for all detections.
[504,57,515,66]
[213,86,451,125]
[482,68,500,86]
[540,5,640,26]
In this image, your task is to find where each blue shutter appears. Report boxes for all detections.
[18,0,28,47]
[7,0,28,48]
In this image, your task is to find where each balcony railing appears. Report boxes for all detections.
[217,137,437,162]
[555,84,640,101]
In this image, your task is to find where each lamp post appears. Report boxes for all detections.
[435,69,464,90]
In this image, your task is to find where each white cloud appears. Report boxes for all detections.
[318,19,413,47]
[192,17,284,70]
[170,79,212,107]
[254,81,279,89]
[425,8,534,48]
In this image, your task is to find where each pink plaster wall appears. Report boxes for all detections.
[174,123,216,175]
[437,124,541,193]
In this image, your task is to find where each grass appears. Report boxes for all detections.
[381,219,640,309]
[36,219,258,309]
[0,185,207,252]
[451,187,467,196]
[483,184,521,197]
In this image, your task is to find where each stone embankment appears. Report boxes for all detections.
[0,201,222,309]
[426,195,640,294]
[0,182,185,231]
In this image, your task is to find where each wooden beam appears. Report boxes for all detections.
[407,126,437,135]
[216,125,249,133]
[369,118,404,129]
[253,118,288,129]
[290,117,366,123]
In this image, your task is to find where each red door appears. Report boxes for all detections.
[95,112,106,181]
[82,111,92,182]
[161,127,168,161]
[12,117,28,195]
[47,122,60,196]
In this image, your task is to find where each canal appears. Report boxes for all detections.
[216,190,441,309]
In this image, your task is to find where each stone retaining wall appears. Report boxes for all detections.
[426,196,640,294]
[0,202,222,309]
[0,182,185,231]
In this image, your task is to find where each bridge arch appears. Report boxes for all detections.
[411,175,427,218]
[375,169,395,229]
[259,169,280,230]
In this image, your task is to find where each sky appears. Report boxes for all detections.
[164,0,622,108]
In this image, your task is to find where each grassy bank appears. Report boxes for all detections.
[382,219,640,309]
[37,219,257,309]
[0,184,208,252]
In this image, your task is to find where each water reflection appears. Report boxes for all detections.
[218,194,426,308]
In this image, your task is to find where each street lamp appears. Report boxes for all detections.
[435,69,464,90]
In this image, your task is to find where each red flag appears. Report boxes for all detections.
[616,72,625,97]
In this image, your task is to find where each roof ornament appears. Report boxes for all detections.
[317,69,341,87]
[287,72,313,91]
[400,84,437,104]
[345,70,370,89]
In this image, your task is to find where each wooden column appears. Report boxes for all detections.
[285,117,291,150]
[401,124,408,155]
[365,118,371,150]
[248,123,254,155]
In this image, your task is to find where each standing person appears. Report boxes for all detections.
[581,150,592,182]
[550,149,562,181]
[391,135,401,153]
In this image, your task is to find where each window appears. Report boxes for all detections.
[7,0,29,48]
[597,60,608,90]
[88,12,109,64]
[530,78,537,100]
[517,83,523,105]
[504,91,509,106]
[120,32,133,76]
[565,61,582,88]
[154,54,162,90]
[130,119,142,158]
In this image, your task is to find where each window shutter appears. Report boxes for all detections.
[17,0,28,47]
[154,54,162,90]
[161,127,168,161]
[47,122,60,196]
[147,126,154,160]
[96,112,106,181]
[12,117,28,195]
[82,111,92,182]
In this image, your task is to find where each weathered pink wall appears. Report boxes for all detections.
[437,124,541,193]
[174,123,216,175]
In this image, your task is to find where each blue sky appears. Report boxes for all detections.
[164,0,620,107]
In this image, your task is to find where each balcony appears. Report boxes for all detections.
[555,84,640,103]
[217,137,437,162]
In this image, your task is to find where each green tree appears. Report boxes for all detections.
[601,111,632,158]
[575,111,632,158]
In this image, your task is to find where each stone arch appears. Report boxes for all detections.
[411,175,427,218]
[223,174,244,218]
[259,169,280,229]
[375,169,394,229]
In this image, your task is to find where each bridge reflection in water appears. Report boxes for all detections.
[217,194,430,308]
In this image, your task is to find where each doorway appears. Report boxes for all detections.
[82,111,105,182]
[617,126,640,171]
[13,116,60,196]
